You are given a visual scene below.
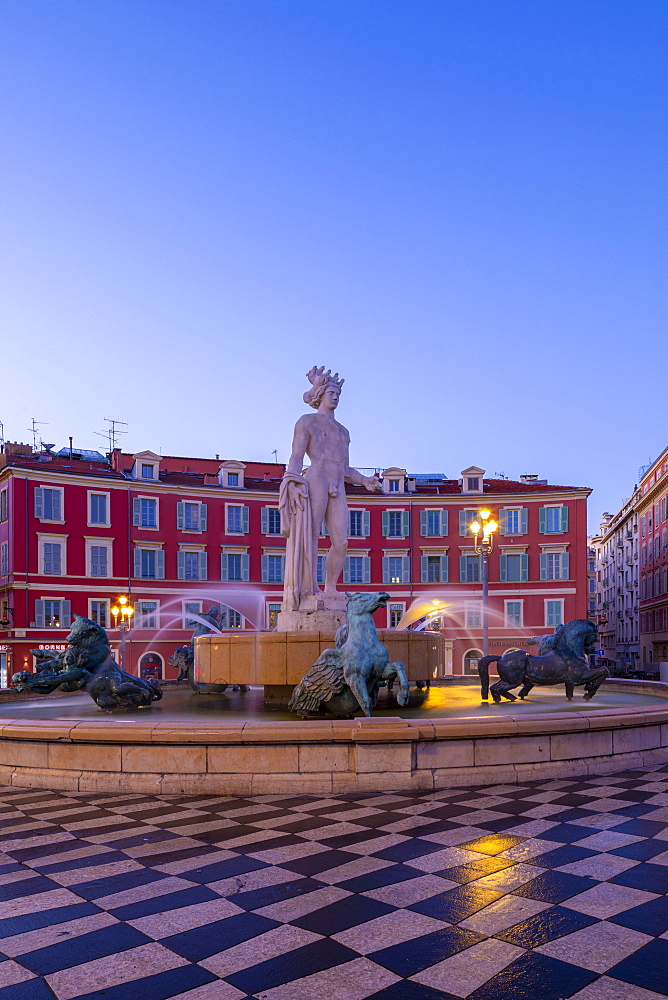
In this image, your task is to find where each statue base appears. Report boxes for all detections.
[276,594,346,633]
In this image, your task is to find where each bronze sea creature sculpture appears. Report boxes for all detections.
[478,618,607,703]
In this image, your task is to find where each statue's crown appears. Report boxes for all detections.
[305,366,344,392]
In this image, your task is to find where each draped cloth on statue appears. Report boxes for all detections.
[279,472,317,611]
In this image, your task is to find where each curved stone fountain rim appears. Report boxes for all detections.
[1,679,667,794]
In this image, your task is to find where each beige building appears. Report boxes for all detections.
[592,490,640,673]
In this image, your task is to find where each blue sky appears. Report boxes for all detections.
[1,1,666,529]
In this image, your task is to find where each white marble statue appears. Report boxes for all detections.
[279,367,381,612]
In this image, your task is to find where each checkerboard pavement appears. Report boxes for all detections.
[1,764,667,1000]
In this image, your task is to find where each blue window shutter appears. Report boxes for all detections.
[261,554,269,582]
[280,556,285,583]
[561,506,569,532]
[177,551,185,580]
[539,507,547,533]
[34,488,43,518]
[402,511,410,537]
[420,510,427,536]
[133,549,141,578]
[320,519,329,537]
[347,511,353,536]
[60,600,71,627]
[261,508,269,534]
[362,510,370,536]
[53,545,62,574]
[499,553,507,581]
[242,506,249,533]
[199,552,208,581]
[34,600,45,627]
[540,553,547,580]
[133,498,141,526]
[343,557,351,584]
[460,555,467,582]
[499,509,507,535]
[199,504,207,531]
[521,553,529,581]
[561,552,570,579]
[402,556,410,583]
[156,550,165,579]
[382,556,389,584]
[520,508,528,534]
[220,554,228,581]
[52,491,62,520]
[441,510,448,535]
[459,510,468,535]
[363,556,371,583]
[440,554,448,582]
[242,553,249,582]
[421,555,428,582]
[382,511,389,537]
[176,502,184,529]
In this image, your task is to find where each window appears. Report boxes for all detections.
[222,606,243,629]
[177,502,207,532]
[546,600,564,627]
[268,603,281,628]
[420,510,447,537]
[184,601,202,628]
[42,542,62,575]
[317,554,326,585]
[34,487,62,521]
[466,604,482,628]
[0,489,7,522]
[349,510,369,537]
[383,555,409,584]
[137,601,158,628]
[141,464,154,479]
[540,506,568,533]
[0,543,7,578]
[221,552,249,581]
[343,555,370,584]
[460,554,481,583]
[499,552,528,582]
[261,508,281,535]
[134,548,164,579]
[133,497,157,528]
[389,603,404,628]
[34,599,71,628]
[421,554,448,583]
[89,545,109,577]
[388,480,400,492]
[262,554,285,583]
[540,552,570,580]
[459,509,480,535]
[178,550,207,581]
[89,493,108,525]
[90,600,109,628]
[500,508,527,535]
[505,601,523,627]
[463,649,483,675]
[467,477,480,491]
[227,473,238,487]
[226,505,249,533]
[383,510,408,537]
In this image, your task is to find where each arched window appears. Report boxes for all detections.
[463,648,483,675]
[139,651,163,680]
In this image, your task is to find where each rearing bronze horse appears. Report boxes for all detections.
[478,619,607,703]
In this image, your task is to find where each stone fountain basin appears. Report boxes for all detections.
[0,680,666,795]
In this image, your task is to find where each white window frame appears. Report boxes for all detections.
[267,602,282,628]
[545,598,565,627]
[134,543,164,580]
[135,495,159,529]
[178,500,207,533]
[183,600,203,629]
[85,537,113,578]
[261,506,282,536]
[35,485,64,523]
[504,600,524,628]
[87,490,110,527]
[348,508,370,538]
[178,545,207,581]
[140,462,157,480]
[0,488,8,522]
[388,602,405,628]
[38,533,67,576]
[0,542,7,578]
[88,598,111,629]
[37,597,71,628]
[226,503,248,535]
[136,599,160,629]
[221,605,244,629]
[465,602,482,628]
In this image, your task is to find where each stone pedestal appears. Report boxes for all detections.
[276,594,346,633]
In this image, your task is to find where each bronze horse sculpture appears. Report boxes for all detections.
[478,619,606,703]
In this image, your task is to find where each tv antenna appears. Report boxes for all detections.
[271,449,278,463]
[28,418,47,452]
[95,418,128,454]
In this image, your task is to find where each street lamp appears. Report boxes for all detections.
[469,509,498,656]
[110,595,134,670]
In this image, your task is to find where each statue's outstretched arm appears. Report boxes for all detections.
[345,466,381,492]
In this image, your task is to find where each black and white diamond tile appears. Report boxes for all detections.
[0,763,667,999]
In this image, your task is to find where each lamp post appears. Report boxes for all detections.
[110,595,134,671]
[469,510,498,657]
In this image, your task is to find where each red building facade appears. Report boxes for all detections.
[637,447,668,667]
[0,446,591,684]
